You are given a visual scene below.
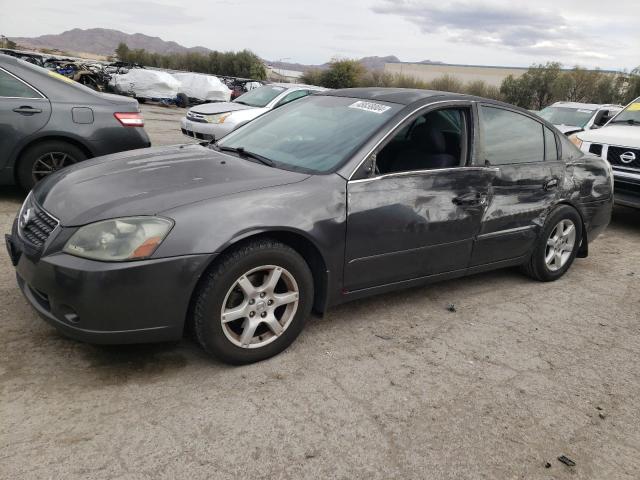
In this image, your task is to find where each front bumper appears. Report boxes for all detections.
[7,230,211,344]
[180,117,234,141]
[613,169,640,209]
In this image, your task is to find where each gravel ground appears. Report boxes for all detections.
[1,105,639,479]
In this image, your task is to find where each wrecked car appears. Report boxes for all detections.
[6,88,612,364]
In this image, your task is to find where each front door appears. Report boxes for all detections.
[344,104,494,291]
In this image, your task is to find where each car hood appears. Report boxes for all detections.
[190,102,255,114]
[34,144,310,226]
[555,124,583,135]
[577,124,640,147]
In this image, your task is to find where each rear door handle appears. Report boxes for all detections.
[543,178,559,191]
[453,192,488,207]
[13,106,42,115]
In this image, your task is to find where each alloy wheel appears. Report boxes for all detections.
[545,219,576,272]
[220,265,299,349]
[32,152,77,182]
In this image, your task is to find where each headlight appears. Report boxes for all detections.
[568,134,583,149]
[205,112,233,124]
[63,217,173,261]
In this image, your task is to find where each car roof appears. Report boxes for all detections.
[322,87,529,110]
[549,101,622,110]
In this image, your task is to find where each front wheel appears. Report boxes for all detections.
[522,205,583,281]
[193,239,313,364]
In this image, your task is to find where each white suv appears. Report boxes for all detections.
[571,97,640,208]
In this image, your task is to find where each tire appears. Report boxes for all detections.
[193,239,314,364]
[136,97,147,104]
[17,140,87,191]
[176,93,189,108]
[522,205,583,282]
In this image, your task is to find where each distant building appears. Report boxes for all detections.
[266,65,304,84]
[384,62,621,87]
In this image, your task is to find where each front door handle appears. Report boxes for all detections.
[13,106,42,115]
[453,192,488,207]
[543,178,559,191]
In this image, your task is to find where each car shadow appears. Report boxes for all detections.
[0,186,25,202]
[611,205,640,232]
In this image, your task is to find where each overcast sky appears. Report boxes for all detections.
[2,0,639,70]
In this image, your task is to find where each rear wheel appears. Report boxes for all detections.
[193,239,313,364]
[17,140,87,191]
[176,93,189,108]
[522,205,583,281]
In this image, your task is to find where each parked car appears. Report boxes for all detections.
[6,88,612,364]
[0,54,150,190]
[570,96,640,208]
[538,101,622,135]
[180,83,326,141]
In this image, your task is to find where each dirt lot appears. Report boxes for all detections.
[1,105,639,479]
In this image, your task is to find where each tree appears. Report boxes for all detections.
[500,74,532,108]
[319,59,365,89]
[300,69,324,86]
[115,42,130,62]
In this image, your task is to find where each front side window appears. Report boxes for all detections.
[275,90,309,107]
[0,69,41,98]
[233,85,287,108]
[218,95,402,173]
[481,106,544,165]
[376,108,467,174]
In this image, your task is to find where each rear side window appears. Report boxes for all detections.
[481,106,544,165]
[0,69,41,98]
[544,127,558,161]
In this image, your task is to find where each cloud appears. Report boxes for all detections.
[98,1,202,25]
[372,0,611,61]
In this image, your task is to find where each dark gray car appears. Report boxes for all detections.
[0,54,150,190]
[6,89,612,365]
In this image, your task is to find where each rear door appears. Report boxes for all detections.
[0,66,52,168]
[470,105,564,266]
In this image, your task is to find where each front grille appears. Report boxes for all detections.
[607,146,640,169]
[19,197,58,250]
[589,143,603,156]
[186,111,208,123]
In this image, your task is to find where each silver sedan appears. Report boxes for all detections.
[180,83,326,141]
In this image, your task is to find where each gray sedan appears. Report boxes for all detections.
[0,54,150,190]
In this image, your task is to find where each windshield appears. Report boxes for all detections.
[218,95,402,173]
[538,106,595,127]
[610,98,640,124]
[233,85,286,107]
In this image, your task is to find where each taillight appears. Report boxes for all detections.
[114,112,144,127]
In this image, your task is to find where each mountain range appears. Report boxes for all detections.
[10,28,440,71]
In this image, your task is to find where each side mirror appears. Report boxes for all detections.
[593,110,610,127]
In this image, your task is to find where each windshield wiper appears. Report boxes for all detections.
[218,146,275,167]
[609,119,640,126]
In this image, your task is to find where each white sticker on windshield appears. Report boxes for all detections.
[349,100,391,114]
